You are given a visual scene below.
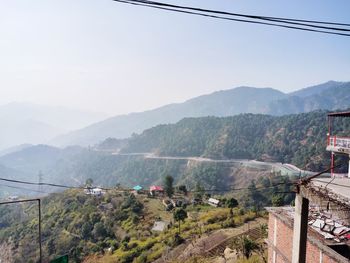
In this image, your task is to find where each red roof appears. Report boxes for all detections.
[150,185,164,191]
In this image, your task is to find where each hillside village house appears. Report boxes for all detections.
[267,111,350,263]
[152,221,168,232]
[84,187,104,196]
[133,185,143,194]
[150,185,164,196]
[207,198,221,207]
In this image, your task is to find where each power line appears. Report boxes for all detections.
[0,183,50,194]
[0,177,82,190]
[128,0,350,27]
[311,179,350,189]
[192,181,296,193]
[113,0,350,37]
[125,0,350,31]
[0,175,296,194]
[0,198,40,206]
[6,166,345,196]
[301,163,343,182]
[114,0,350,37]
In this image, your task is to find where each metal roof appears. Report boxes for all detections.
[133,185,143,191]
[150,185,164,191]
[208,198,220,204]
[328,111,350,117]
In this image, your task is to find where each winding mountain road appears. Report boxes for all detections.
[108,151,312,176]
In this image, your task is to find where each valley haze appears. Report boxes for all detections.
[1,80,349,151]
[51,80,350,147]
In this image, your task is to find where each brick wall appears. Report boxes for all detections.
[267,213,341,263]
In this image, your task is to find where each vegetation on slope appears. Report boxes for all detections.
[2,110,342,199]
[0,189,144,262]
[0,187,273,263]
[122,110,350,171]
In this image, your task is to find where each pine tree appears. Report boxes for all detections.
[163,175,174,198]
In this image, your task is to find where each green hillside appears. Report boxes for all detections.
[0,181,288,263]
[1,109,348,199]
[121,110,347,171]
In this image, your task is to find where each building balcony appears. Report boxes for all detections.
[327,135,350,154]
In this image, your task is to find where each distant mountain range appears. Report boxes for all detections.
[0,144,33,157]
[52,80,350,147]
[0,102,107,150]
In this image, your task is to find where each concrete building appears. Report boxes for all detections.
[267,206,350,263]
[84,187,104,196]
[207,198,221,207]
[152,221,168,232]
[267,111,350,263]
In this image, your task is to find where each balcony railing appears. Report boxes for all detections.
[328,136,350,149]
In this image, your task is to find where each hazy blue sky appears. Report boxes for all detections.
[1,0,349,115]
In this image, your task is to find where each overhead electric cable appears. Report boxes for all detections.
[192,181,296,193]
[0,183,49,194]
[0,177,80,189]
[311,179,350,189]
[301,163,343,182]
[113,0,350,36]
[0,176,295,193]
[124,0,350,32]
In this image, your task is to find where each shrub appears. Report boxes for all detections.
[172,233,185,247]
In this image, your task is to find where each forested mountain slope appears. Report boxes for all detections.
[268,81,350,115]
[1,110,348,198]
[121,110,349,171]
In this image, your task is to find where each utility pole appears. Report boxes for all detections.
[0,198,42,263]
[38,199,42,263]
[38,171,43,193]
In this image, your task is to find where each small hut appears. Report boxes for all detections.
[150,185,164,196]
[207,198,221,207]
[85,187,104,196]
[133,185,143,193]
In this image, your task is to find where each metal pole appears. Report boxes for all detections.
[331,152,334,177]
[0,198,42,262]
[38,199,42,263]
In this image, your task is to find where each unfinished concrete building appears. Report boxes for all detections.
[267,111,350,263]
